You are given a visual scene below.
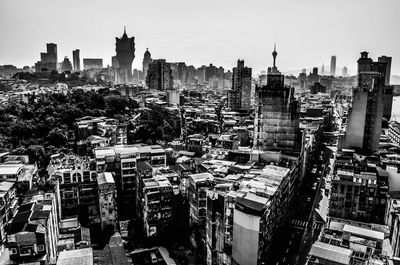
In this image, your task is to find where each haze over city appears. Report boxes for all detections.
[1,0,400,75]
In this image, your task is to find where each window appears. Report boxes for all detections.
[38,245,44,251]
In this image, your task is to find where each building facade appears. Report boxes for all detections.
[227,60,252,112]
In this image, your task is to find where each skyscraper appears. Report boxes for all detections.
[378,55,392,85]
[227,59,252,112]
[253,47,301,153]
[72,49,80,72]
[142,48,152,80]
[344,52,387,154]
[378,56,394,121]
[146,59,173,90]
[35,43,57,72]
[330,55,336,76]
[115,27,135,83]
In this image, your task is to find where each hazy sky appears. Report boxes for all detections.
[1,0,399,75]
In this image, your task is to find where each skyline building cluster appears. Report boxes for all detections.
[1,22,400,265]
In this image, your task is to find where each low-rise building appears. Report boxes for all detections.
[6,191,59,265]
[306,218,392,265]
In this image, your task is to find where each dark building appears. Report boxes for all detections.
[378,55,392,85]
[142,48,152,80]
[146,59,173,90]
[308,67,319,84]
[330,55,336,76]
[344,51,387,154]
[115,27,135,83]
[205,64,217,82]
[73,49,80,72]
[329,150,389,224]
[61,56,73,72]
[253,47,301,153]
[310,82,327,94]
[227,60,252,112]
[35,43,57,72]
[379,56,393,121]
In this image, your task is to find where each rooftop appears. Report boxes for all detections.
[57,248,93,265]
[97,172,115,185]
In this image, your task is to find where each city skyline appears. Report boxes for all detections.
[1,0,399,76]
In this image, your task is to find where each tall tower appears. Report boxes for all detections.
[378,56,392,85]
[72,49,80,72]
[227,60,252,112]
[115,26,135,83]
[330,55,336,76]
[344,52,386,154]
[269,44,279,74]
[142,48,152,80]
[253,47,301,153]
[378,55,393,120]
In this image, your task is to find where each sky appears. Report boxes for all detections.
[1,0,399,76]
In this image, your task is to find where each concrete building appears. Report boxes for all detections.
[35,43,57,72]
[330,55,336,76]
[188,173,214,258]
[306,218,391,265]
[378,55,392,85]
[72,49,80,72]
[137,175,174,239]
[115,27,135,84]
[328,150,389,224]
[94,145,166,220]
[232,164,294,264]
[47,153,99,225]
[6,191,59,265]
[227,60,252,112]
[253,48,301,154]
[97,172,118,231]
[206,184,237,265]
[344,52,387,154]
[146,59,174,90]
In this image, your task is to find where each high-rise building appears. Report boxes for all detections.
[344,51,387,154]
[253,48,301,153]
[72,49,80,72]
[378,56,393,121]
[146,59,174,90]
[342,66,348,77]
[330,55,336,76]
[227,59,252,112]
[378,55,392,85]
[142,48,152,80]
[83,58,103,70]
[115,27,135,84]
[35,43,58,72]
[61,56,73,72]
